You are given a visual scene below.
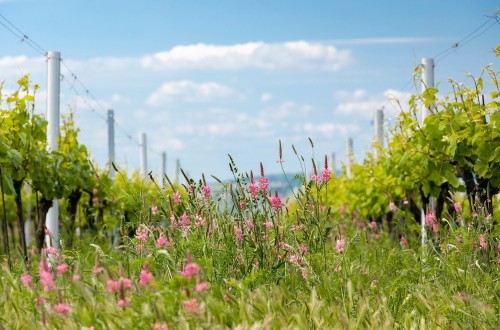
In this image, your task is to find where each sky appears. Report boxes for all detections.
[1,0,499,182]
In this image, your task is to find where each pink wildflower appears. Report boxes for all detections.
[151,205,159,215]
[321,168,331,182]
[432,222,439,233]
[56,263,69,276]
[289,254,301,266]
[153,322,169,330]
[72,274,81,283]
[453,202,462,213]
[336,237,346,253]
[92,262,104,274]
[388,201,395,212]
[195,281,210,292]
[40,271,54,292]
[156,233,173,249]
[425,212,436,226]
[370,221,378,230]
[120,277,132,289]
[117,297,132,308]
[239,200,246,210]
[173,191,181,204]
[298,244,307,255]
[370,279,378,288]
[265,219,273,229]
[44,246,59,258]
[182,298,200,314]
[400,237,408,248]
[107,279,120,293]
[135,225,149,242]
[53,303,71,316]
[269,192,282,211]
[194,213,206,227]
[34,296,45,306]
[92,187,98,195]
[248,183,258,198]
[234,224,243,243]
[258,177,269,191]
[20,273,32,288]
[178,213,190,228]
[182,262,200,280]
[140,269,153,286]
[479,234,487,250]
[202,186,211,200]
[245,218,254,230]
[311,174,321,183]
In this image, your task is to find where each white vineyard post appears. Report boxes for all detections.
[107,110,115,178]
[373,108,384,161]
[161,152,167,187]
[420,57,434,251]
[46,51,61,249]
[139,132,148,178]
[346,138,354,179]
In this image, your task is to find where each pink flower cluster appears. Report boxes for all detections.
[269,192,282,211]
[156,233,173,249]
[425,212,439,233]
[248,182,258,198]
[135,225,149,242]
[258,177,269,191]
[172,191,181,204]
[234,224,243,243]
[336,237,346,253]
[182,262,200,280]
[38,261,55,292]
[202,185,211,200]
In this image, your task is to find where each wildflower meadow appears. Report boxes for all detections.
[0,48,499,329]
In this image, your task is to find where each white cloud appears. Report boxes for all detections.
[141,41,352,71]
[302,122,359,138]
[335,89,412,117]
[146,80,234,106]
[260,92,272,102]
[330,37,437,45]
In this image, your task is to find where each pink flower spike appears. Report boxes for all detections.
[53,303,71,316]
[321,168,331,182]
[400,237,408,248]
[479,234,487,250]
[153,322,169,330]
[336,237,346,253]
[92,262,104,275]
[182,298,200,314]
[195,281,210,292]
[258,177,269,191]
[117,297,132,308]
[269,192,282,211]
[107,279,120,293]
[182,262,200,280]
[388,201,395,212]
[202,185,211,200]
[151,205,159,215]
[56,263,69,276]
[140,269,153,286]
[20,273,32,288]
[173,191,181,204]
[72,274,81,283]
[248,183,258,198]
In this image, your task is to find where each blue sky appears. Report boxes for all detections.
[1,0,499,181]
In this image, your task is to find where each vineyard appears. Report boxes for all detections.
[0,46,499,328]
